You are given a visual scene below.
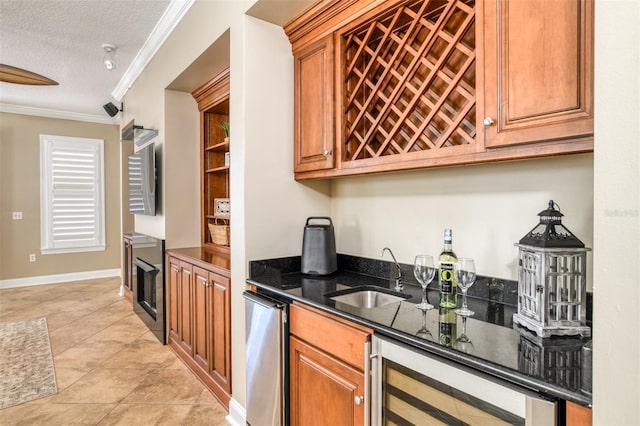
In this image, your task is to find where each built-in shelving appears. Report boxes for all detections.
[206,141,229,152]
[192,67,230,252]
[205,166,230,174]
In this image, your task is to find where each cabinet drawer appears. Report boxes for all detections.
[290,302,371,370]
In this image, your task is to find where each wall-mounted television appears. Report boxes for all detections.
[128,143,156,216]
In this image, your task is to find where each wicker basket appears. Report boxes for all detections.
[208,219,230,246]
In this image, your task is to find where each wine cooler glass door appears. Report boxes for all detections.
[371,336,557,425]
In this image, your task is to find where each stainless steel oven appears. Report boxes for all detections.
[371,335,557,425]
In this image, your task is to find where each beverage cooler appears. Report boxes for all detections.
[371,335,557,425]
[244,290,289,426]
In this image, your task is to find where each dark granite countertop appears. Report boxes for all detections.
[166,247,231,275]
[248,254,592,408]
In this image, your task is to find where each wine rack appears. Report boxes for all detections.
[341,0,476,162]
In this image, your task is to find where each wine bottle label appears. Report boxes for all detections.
[439,322,454,346]
[440,263,454,293]
[439,321,453,336]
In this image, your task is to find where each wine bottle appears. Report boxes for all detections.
[438,307,457,347]
[438,228,458,308]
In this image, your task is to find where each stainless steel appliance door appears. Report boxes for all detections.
[244,291,287,426]
[371,335,556,425]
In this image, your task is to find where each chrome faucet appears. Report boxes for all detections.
[381,247,403,292]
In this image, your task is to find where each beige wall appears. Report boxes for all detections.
[593,0,639,423]
[121,1,246,241]
[164,90,200,250]
[331,154,594,286]
[122,1,332,409]
[0,112,121,281]
[243,16,332,262]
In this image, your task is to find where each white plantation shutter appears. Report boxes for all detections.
[127,152,145,213]
[40,135,105,254]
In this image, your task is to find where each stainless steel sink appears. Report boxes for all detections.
[327,286,409,308]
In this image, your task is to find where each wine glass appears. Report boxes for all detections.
[455,316,474,353]
[415,308,432,340]
[414,255,436,310]
[455,258,476,316]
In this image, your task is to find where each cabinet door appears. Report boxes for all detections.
[290,336,365,426]
[293,34,335,173]
[193,266,210,372]
[210,272,231,393]
[483,0,593,148]
[566,401,592,426]
[167,256,180,343]
[179,261,194,356]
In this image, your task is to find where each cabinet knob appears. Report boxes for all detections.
[483,117,495,126]
[172,267,179,273]
[322,149,332,156]
[354,395,364,405]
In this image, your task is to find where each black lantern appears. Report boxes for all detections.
[514,201,591,338]
[519,200,585,248]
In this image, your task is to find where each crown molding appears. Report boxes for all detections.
[111,0,196,101]
[0,103,119,125]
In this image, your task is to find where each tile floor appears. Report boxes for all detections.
[0,277,228,425]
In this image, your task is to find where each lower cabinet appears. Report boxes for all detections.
[289,302,372,426]
[167,253,231,409]
[566,401,592,425]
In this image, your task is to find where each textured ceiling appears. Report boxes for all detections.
[0,0,171,120]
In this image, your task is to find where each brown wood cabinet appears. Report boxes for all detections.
[482,0,594,148]
[566,401,592,426]
[122,234,133,303]
[289,302,372,426]
[167,257,194,356]
[193,266,210,372]
[166,249,231,409]
[293,34,335,173]
[192,68,231,252]
[290,336,365,425]
[167,256,181,344]
[285,0,594,180]
[193,265,231,393]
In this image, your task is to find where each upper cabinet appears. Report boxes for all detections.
[192,68,231,252]
[294,35,335,173]
[285,0,594,180]
[482,0,594,148]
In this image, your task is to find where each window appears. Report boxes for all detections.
[40,135,105,254]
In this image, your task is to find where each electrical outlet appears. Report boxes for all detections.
[29,254,36,262]
[12,212,23,220]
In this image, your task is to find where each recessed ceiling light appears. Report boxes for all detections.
[102,44,116,71]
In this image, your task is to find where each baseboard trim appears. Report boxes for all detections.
[226,397,246,426]
[0,269,121,289]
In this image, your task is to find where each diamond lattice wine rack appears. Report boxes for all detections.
[340,0,476,163]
